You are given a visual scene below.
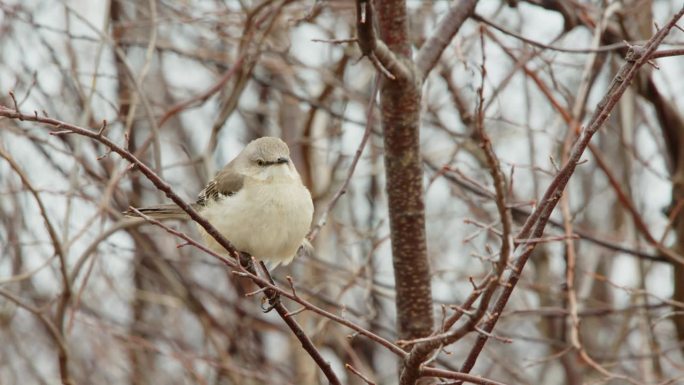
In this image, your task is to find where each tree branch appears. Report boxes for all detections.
[308,76,379,241]
[355,0,412,81]
[420,367,510,385]
[458,5,684,375]
[0,105,411,384]
[0,146,73,385]
[415,0,478,78]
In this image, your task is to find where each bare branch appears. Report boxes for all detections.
[419,367,510,385]
[415,0,478,78]
[308,76,379,240]
[355,0,412,80]
[459,5,684,374]
[345,363,376,385]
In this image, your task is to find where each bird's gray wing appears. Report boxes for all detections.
[196,164,245,207]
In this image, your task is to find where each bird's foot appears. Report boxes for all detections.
[260,290,280,313]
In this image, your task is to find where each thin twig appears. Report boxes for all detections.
[0,146,73,384]
[0,107,408,382]
[458,6,684,375]
[428,162,665,262]
[345,364,376,385]
[473,13,635,54]
[157,53,247,129]
[9,90,20,116]
[419,367,509,385]
[308,76,379,240]
[126,208,404,355]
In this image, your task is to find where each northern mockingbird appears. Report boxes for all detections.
[127,137,314,267]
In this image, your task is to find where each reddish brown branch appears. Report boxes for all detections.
[355,0,411,80]
[345,364,376,385]
[419,367,509,385]
[650,48,684,59]
[588,143,684,264]
[0,105,411,384]
[123,206,403,357]
[395,30,514,374]
[487,23,684,267]
[426,161,666,262]
[357,1,437,384]
[458,5,684,375]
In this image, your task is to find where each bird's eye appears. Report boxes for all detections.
[256,159,266,166]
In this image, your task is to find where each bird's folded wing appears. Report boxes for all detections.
[125,160,245,219]
[196,164,245,206]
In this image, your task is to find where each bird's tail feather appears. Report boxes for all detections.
[124,204,193,220]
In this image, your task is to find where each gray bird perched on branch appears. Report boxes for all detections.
[126,137,314,267]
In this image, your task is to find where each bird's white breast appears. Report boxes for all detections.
[197,174,313,266]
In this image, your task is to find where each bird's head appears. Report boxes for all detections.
[241,137,298,181]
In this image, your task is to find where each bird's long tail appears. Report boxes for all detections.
[124,204,195,220]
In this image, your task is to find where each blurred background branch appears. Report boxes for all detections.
[1,1,684,384]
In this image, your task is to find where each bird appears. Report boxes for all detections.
[126,137,314,267]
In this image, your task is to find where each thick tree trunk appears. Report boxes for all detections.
[375,0,434,341]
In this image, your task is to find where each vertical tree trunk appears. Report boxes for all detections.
[375,0,434,340]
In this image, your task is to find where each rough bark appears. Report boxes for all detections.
[374,0,434,341]
[354,2,479,383]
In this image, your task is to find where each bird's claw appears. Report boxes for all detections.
[260,292,280,313]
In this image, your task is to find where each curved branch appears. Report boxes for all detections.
[355,0,412,80]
